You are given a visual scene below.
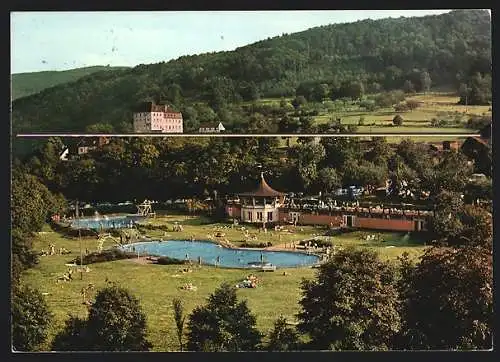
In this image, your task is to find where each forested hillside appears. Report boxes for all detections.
[11,66,128,100]
[12,10,491,136]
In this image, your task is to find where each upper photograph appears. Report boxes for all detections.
[11,9,491,137]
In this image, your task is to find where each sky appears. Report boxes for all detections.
[9,10,462,74]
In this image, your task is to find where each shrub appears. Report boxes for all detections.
[406,99,421,111]
[12,286,53,351]
[240,242,270,248]
[359,100,376,111]
[393,115,403,126]
[156,256,184,265]
[72,249,136,265]
[430,118,447,127]
[394,103,410,112]
[299,239,333,247]
[267,316,300,351]
[466,116,491,130]
[136,223,170,231]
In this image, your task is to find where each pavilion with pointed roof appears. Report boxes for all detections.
[237,173,285,224]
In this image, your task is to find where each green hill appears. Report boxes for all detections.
[11,66,129,100]
[12,10,490,137]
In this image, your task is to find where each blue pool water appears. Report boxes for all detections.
[71,215,145,229]
[120,240,320,269]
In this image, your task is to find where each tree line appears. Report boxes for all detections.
[15,134,492,210]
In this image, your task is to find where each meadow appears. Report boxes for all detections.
[315,93,489,131]
[22,214,430,351]
[256,92,489,144]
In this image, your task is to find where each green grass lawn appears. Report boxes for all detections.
[138,214,327,248]
[384,136,468,144]
[22,217,430,351]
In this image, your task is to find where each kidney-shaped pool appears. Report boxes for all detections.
[120,240,320,269]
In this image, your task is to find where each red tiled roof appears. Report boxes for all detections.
[135,101,182,115]
[472,137,489,146]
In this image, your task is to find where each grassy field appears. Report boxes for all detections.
[315,92,491,133]
[22,215,430,351]
[136,214,429,258]
[262,91,490,136]
[11,66,129,100]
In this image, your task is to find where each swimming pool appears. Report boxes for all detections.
[120,240,320,269]
[70,215,145,230]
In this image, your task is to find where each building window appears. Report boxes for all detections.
[247,211,253,221]
[267,211,273,222]
[257,212,263,221]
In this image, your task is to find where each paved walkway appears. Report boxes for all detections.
[127,256,154,265]
[265,242,297,251]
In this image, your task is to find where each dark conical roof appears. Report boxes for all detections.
[239,173,283,197]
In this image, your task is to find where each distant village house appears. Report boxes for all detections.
[198,121,225,133]
[77,137,110,155]
[59,137,110,160]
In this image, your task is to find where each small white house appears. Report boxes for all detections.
[198,122,225,133]
[469,173,487,182]
[59,148,70,161]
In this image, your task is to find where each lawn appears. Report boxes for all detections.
[383,136,468,144]
[137,214,328,248]
[22,217,430,351]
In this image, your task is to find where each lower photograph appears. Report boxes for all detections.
[11,135,492,352]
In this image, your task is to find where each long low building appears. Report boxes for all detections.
[226,175,431,232]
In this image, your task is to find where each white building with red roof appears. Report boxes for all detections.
[133,102,183,133]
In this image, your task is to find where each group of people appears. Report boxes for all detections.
[282,241,297,249]
[172,222,184,232]
[57,265,92,283]
[181,282,197,291]
[58,268,74,282]
[364,234,380,241]
[41,244,71,256]
[236,274,259,289]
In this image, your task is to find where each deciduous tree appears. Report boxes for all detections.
[12,285,53,351]
[392,114,403,126]
[172,298,186,351]
[186,283,261,351]
[267,316,300,351]
[52,284,152,351]
[297,248,401,350]
[399,246,493,350]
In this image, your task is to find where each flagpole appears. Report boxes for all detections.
[76,200,83,280]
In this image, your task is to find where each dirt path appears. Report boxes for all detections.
[127,256,155,265]
[265,243,296,251]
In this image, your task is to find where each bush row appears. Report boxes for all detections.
[156,256,184,265]
[239,242,273,248]
[49,222,99,238]
[136,223,171,231]
[299,239,334,247]
[71,249,136,265]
